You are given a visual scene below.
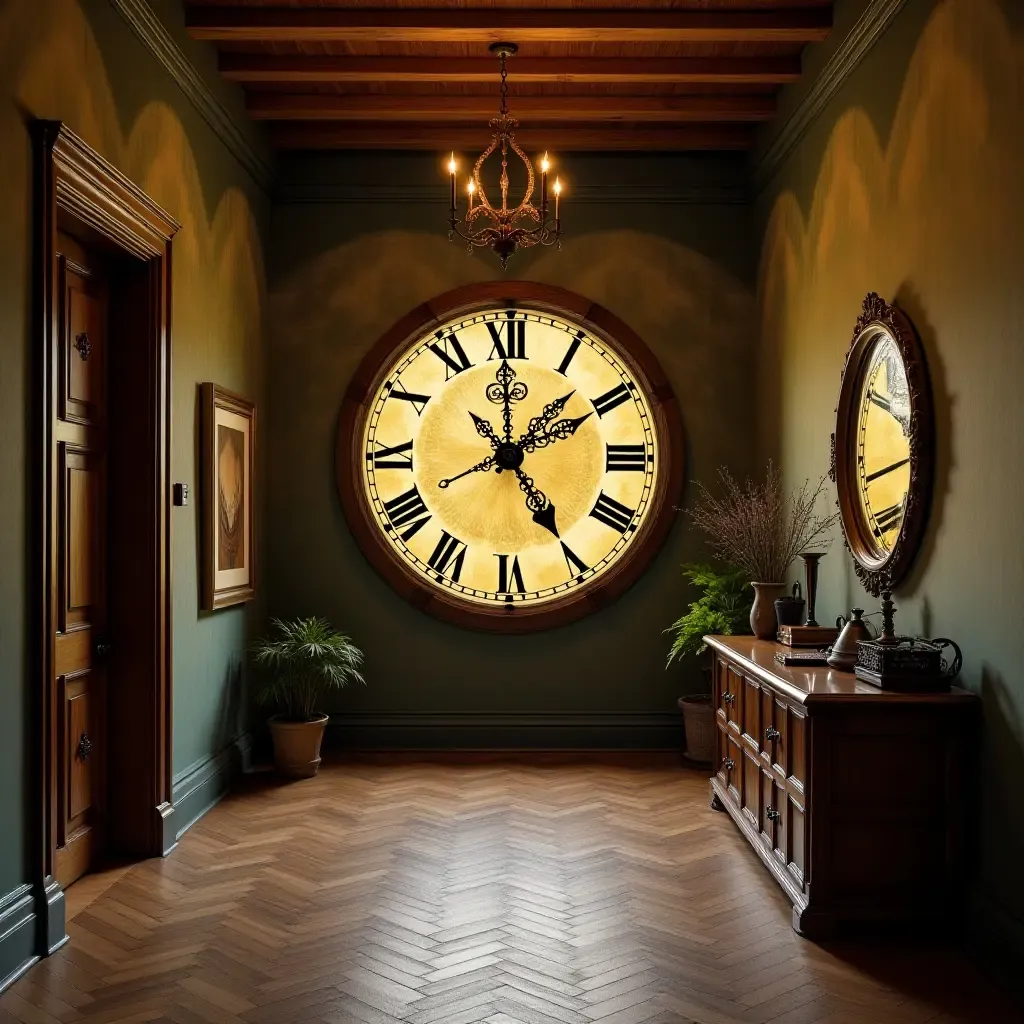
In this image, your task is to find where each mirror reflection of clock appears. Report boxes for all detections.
[855,333,911,559]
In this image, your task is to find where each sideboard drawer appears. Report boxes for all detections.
[718,662,743,730]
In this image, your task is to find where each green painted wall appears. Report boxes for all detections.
[266,153,757,740]
[755,0,1024,965]
[0,0,268,897]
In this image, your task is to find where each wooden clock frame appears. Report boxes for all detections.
[337,281,685,632]
[830,293,935,596]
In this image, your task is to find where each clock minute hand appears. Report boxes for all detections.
[438,454,497,489]
[520,413,593,454]
[515,468,559,538]
[517,390,575,445]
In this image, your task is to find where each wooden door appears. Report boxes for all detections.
[53,232,109,888]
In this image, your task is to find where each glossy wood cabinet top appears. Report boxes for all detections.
[704,635,979,707]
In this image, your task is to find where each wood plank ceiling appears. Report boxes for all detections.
[186,1,834,151]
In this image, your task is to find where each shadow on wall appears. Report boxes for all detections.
[0,0,268,776]
[757,0,1024,948]
[266,228,756,716]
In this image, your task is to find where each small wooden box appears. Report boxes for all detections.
[777,624,839,648]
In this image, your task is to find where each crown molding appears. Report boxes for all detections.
[108,0,273,191]
[276,182,748,206]
[752,0,908,193]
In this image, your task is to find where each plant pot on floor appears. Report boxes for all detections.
[678,695,714,764]
[269,714,329,778]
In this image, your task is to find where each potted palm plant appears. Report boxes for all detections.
[666,564,752,763]
[251,616,364,778]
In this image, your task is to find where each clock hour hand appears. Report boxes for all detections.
[515,468,559,538]
[469,411,501,450]
[438,454,497,489]
[520,413,593,454]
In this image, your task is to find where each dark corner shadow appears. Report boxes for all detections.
[893,283,953,600]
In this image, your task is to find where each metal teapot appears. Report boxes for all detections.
[827,608,875,672]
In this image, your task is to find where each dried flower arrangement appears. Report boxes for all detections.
[689,462,839,584]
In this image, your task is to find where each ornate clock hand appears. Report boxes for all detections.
[486,360,528,442]
[517,390,575,446]
[438,454,497,489]
[514,468,559,538]
[469,411,501,450]
[520,412,593,454]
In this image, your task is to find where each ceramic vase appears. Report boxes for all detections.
[750,582,786,640]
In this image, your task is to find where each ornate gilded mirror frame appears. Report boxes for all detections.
[830,293,935,596]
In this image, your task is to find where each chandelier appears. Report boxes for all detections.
[446,42,563,268]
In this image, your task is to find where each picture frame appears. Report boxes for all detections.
[200,383,256,610]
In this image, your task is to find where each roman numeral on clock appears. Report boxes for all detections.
[555,334,583,375]
[560,542,589,579]
[387,380,431,416]
[495,553,526,593]
[368,439,414,470]
[606,444,646,471]
[589,491,636,533]
[591,382,632,418]
[428,531,467,582]
[383,485,431,540]
[487,316,527,360]
[873,502,904,535]
[429,331,473,379]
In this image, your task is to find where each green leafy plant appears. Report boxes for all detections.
[251,617,365,722]
[665,564,753,666]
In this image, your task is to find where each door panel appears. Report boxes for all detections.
[53,234,109,890]
[62,262,105,424]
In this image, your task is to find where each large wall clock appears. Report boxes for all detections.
[831,293,935,596]
[337,282,684,632]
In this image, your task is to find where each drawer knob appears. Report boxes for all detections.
[723,757,735,771]
[766,807,781,822]
[765,727,781,741]
[76,733,93,761]
[723,692,736,705]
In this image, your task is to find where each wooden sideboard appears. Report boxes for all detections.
[705,635,980,937]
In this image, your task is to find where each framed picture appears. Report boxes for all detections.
[200,383,256,610]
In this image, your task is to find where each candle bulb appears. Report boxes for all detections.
[448,152,457,213]
[467,178,475,212]
[540,152,549,215]
[553,176,562,223]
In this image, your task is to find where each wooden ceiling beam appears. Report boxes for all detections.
[247,93,776,123]
[266,122,756,151]
[189,7,831,44]
[220,54,802,86]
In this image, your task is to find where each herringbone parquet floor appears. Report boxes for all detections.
[1,756,1019,1024]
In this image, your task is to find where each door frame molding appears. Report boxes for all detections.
[32,122,180,953]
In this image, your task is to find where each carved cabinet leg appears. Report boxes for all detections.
[709,783,725,812]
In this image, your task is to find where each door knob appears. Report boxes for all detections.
[723,757,735,771]
[77,733,93,761]
[766,807,780,822]
[765,727,781,741]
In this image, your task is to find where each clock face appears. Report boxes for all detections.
[339,286,682,631]
[832,293,933,596]
[854,333,911,560]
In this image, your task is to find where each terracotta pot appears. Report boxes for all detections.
[269,714,328,778]
[750,582,786,640]
[678,695,714,764]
